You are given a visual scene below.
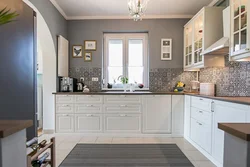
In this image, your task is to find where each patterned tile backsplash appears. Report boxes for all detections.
[69,59,250,96]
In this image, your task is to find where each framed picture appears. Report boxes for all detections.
[84,52,92,62]
[72,45,83,58]
[161,39,172,60]
[84,40,97,51]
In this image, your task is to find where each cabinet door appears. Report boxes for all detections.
[56,114,74,133]
[56,104,74,114]
[75,95,103,104]
[143,95,172,134]
[230,0,250,57]
[56,95,74,104]
[184,23,193,67]
[75,114,103,133]
[212,101,247,165]
[104,114,141,133]
[75,104,102,113]
[172,95,184,136]
[104,95,141,104]
[184,95,191,138]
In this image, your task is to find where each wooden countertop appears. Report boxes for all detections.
[0,120,33,138]
[218,123,250,141]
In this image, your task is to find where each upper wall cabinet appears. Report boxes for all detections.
[230,0,250,61]
[184,7,225,71]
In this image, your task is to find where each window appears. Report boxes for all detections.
[103,33,148,89]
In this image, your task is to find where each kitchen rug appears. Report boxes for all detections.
[59,144,194,167]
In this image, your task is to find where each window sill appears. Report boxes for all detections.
[102,88,150,91]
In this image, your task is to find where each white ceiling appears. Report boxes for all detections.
[51,0,216,20]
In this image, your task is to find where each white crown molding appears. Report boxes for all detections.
[50,0,68,19]
[208,0,220,6]
[67,15,193,20]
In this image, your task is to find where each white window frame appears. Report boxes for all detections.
[103,33,149,90]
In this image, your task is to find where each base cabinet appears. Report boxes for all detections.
[56,114,74,133]
[143,95,172,134]
[212,101,247,165]
[75,114,103,133]
[104,114,141,133]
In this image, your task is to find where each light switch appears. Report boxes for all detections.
[92,77,99,82]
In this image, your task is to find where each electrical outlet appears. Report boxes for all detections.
[92,77,98,82]
[80,77,84,82]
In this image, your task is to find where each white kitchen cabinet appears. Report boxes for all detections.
[230,0,250,61]
[58,35,69,77]
[184,7,225,71]
[56,114,74,133]
[56,104,74,114]
[56,95,74,104]
[104,95,141,104]
[172,95,184,136]
[75,114,103,133]
[103,104,141,114]
[142,95,172,134]
[191,96,212,111]
[75,104,102,113]
[184,95,191,138]
[104,114,141,133]
[212,100,248,165]
[75,95,103,104]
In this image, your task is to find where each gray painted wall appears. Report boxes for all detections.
[68,19,189,69]
[29,0,67,48]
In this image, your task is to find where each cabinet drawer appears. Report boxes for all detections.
[75,95,103,104]
[56,114,74,133]
[103,104,141,113]
[56,95,74,104]
[75,114,103,133]
[104,95,141,104]
[191,107,212,125]
[191,96,212,111]
[104,114,141,133]
[75,104,102,113]
[56,104,74,113]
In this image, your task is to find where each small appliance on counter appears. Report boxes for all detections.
[200,83,215,96]
[76,82,84,92]
[59,77,77,92]
[190,81,200,92]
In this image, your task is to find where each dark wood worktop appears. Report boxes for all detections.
[218,123,250,141]
[0,120,33,138]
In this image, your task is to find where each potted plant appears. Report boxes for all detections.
[118,76,129,92]
[0,7,19,26]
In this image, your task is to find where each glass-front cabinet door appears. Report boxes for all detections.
[184,23,193,67]
[193,13,204,64]
[231,0,250,57]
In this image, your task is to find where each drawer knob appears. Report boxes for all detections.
[197,122,202,126]
[62,105,69,107]
[199,111,203,113]
[62,114,69,116]
[246,48,250,51]
[200,98,203,101]
[120,114,127,117]
[86,114,93,117]
[86,105,93,107]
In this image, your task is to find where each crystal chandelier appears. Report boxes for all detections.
[128,0,149,21]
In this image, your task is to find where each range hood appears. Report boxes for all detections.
[202,7,230,56]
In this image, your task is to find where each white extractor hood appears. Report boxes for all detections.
[201,6,230,56]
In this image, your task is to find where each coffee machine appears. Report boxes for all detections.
[59,77,77,92]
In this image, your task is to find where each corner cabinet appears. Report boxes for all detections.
[230,0,250,61]
[184,7,225,71]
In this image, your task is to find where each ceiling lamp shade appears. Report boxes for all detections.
[128,0,149,21]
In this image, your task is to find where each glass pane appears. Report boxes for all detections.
[189,45,192,54]
[195,41,198,51]
[234,1,240,17]
[188,54,192,64]
[108,67,123,84]
[199,38,203,49]
[241,29,247,49]
[185,56,188,66]
[234,33,240,51]
[199,51,203,62]
[194,52,198,63]
[128,40,143,66]
[234,16,240,32]
[241,13,247,29]
[128,67,144,84]
[108,40,123,66]
[185,47,188,55]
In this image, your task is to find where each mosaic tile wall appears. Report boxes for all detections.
[149,68,197,92]
[69,67,102,92]
[199,61,250,96]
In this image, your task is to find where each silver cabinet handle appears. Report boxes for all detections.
[197,122,202,126]
[211,101,215,112]
[120,114,127,117]
[120,105,127,107]
[245,48,250,51]
[199,111,203,113]
[62,104,69,107]
[200,98,203,101]
[86,105,93,107]
[62,114,69,116]
[86,114,93,117]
